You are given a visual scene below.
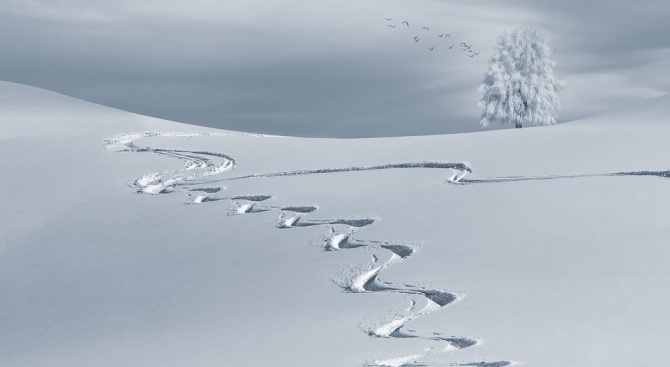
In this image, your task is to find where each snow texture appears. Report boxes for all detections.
[2,81,670,367]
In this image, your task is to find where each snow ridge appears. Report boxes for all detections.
[103,131,510,367]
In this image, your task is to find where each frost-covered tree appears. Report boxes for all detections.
[479,26,565,128]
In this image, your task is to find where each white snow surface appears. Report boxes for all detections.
[1,80,670,367]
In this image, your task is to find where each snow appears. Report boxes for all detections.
[2,81,670,367]
[372,353,423,367]
[373,316,413,337]
[350,266,384,293]
[236,203,254,214]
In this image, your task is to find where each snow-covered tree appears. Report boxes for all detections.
[479,26,565,128]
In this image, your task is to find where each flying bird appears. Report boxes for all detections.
[461,42,472,49]
[467,54,475,57]
[421,27,430,30]
[445,33,451,37]
[448,45,454,49]
[402,21,409,27]
[428,46,435,51]
[385,17,392,21]
[387,24,396,28]
[469,51,480,55]
[414,36,420,42]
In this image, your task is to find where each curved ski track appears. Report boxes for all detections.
[103,132,523,366]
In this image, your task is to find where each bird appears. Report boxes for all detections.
[402,21,409,27]
[421,27,430,30]
[448,45,454,49]
[387,24,396,28]
[461,42,472,49]
[467,54,475,57]
[385,17,392,21]
[428,46,435,51]
[470,51,480,55]
[445,33,451,37]
[438,33,445,37]
[414,36,420,42]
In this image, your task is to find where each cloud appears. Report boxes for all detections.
[561,72,666,121]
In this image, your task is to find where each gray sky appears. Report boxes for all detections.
[1,0,668,137]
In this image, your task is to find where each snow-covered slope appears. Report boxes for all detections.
[1,81,669,367]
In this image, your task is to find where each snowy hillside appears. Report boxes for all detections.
[1,81,669,367]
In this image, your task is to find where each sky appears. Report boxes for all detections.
[1,0,669,138]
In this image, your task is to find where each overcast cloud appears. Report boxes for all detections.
[1,0,668,137]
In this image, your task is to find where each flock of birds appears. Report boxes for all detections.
[384,17,480,57]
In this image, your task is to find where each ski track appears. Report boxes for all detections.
[399,362,516,367]
[456,170,670,185]
[106,131,581,367]
[315,232,484,364]
[105,130,670,366]
[185,161,473,185]
[103,131,245,196]
[454,362,516,367]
